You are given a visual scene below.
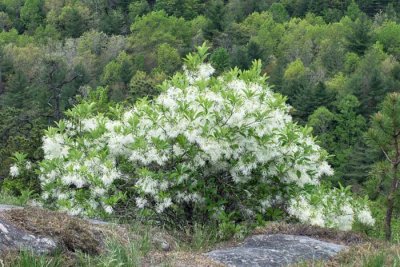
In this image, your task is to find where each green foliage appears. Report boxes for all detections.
[77,238,146,267]
[210,47,230,74]
[308,106,336,149]
[8,250,64,267]
[0,189,36,206]
[129,11,194,52]
[284,59,306,80]
[360,197,400,243]
[345,13,372,55]
[154,0,204,20]
[20,0,44,32]
[128,10,204,73]
[99,9,125,35]
[269,3,289,23]
[347,44,396,116]
[55,5,90,38]
[367,93,400,151]
[0,108,44,191]
[0,11,11,30]
[128,0,151,22]
[308,95,369,184]
[155,43,182,75]
[184,223,220,250]
[374,21,400,58]
[129,71,163,103]
[101,51,134,101]
[346,0,363,20]
[2,151,39,196]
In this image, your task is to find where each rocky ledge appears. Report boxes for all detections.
[206,234,347,267]
[0,205,350,267]
[0,205,173,257]
[0,218,57,254]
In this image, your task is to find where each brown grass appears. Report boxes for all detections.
[165,251,225,267]
[254,222,371,245]
[328,242,400,267]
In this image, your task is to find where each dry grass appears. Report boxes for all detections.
[254,222,371,245]
[166,251,225,267]
[291,243,400,267]
[328,242,400,267]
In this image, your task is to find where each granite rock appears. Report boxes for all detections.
[206,234,347,267]
[0,218,57,254]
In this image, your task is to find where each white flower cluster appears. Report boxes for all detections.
[288,187,375,230]
[39,118,122,216]
[42,134,69,160]
[9,164,19,177]
[9,158,33,178]
[37,50,374,230]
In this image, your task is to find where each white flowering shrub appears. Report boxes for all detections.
[288,185,375,230]
[5,152,38,195]
[35,45,374,230]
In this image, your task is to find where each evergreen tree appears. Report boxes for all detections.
[210,47,230,74]
[339,140,376,185]
[366,92,400,240]
[345,13,372,55]
[293,82,334,122]
[20,0,44,32]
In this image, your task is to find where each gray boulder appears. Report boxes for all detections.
[206,234,347,267]
[0,218,57,254]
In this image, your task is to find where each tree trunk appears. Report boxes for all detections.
[0,63,4,94]
[385,173,397,241]
[54,88,61,121]
[385,136,400,241]
[184,202,194,225]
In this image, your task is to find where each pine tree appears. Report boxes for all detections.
[346,13,372,55]
[338,140,376,185]
[293,82,335,122]
[366,92,400,240]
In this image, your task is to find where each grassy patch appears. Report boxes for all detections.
[0,229,221,267]
[0,190,35,206]
[329,243,400,267]
[2,238,146,267]
[293,243,400,267]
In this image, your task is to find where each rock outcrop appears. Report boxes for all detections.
[206,234,347,267]
[0,205,105,256]
[0,218,57,254]
[0,204,174,256]
[0,205,350,266]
